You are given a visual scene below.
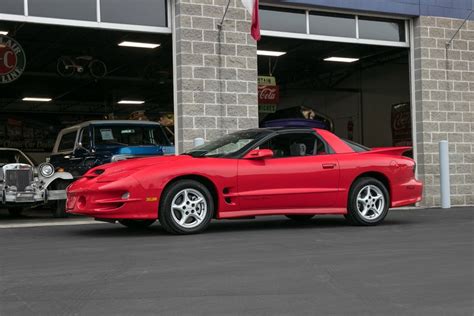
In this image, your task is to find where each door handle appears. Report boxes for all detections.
[322,163,336,169]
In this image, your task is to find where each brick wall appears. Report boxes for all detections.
[174,0,258,152]
[413,16,474,206]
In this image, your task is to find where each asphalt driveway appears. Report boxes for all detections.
[0,207,473,315]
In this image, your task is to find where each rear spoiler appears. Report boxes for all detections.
[367,146,412,156]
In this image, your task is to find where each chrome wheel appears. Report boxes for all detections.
[171,189,207,229]
[356,185,385,220]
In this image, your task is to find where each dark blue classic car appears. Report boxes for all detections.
[49,120,172,177]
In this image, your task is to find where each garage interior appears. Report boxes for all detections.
[0,21,173,161]
[257,36,411,148]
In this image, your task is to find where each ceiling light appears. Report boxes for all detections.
[118,100,145,104]
[0,31,8,36]
[118,41,160,49]
[324,57,359,63]
[257,50,286,57]
[22,97,52,102]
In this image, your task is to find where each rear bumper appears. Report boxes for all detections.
[66,177,159,220]
[391,179,423,207]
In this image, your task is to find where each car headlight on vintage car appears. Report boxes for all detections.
[39,163,55,178]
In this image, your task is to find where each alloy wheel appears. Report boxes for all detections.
[171,189,208,229]
[356,185,385,220]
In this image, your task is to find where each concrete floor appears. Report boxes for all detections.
[0,207,473,315]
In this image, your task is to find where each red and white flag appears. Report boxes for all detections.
[240,0,260,41]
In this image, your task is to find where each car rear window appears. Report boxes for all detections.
[342,139,370,152]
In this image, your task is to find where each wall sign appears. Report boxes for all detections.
[258,85,279,104]
[0,36,26,84]
[391,102,412,146]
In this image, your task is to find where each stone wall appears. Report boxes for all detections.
[413,16,474,206]
[174,0,258,152]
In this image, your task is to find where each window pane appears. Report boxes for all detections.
[28,0,96,21]
[309,12,355,38]
[358,17,406,42]
[59,132,77,152]
[101,0,167,27]
[1,0,24,15]
[260,6,306,33]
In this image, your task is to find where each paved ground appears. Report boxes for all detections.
[0,207,473,316]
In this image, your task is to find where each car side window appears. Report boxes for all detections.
[58,131,77,152]
[259,133,328,158]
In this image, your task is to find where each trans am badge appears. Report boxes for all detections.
[0,35,26,84]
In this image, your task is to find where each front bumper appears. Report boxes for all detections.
[1,189,66,204]
[66,177,159,220]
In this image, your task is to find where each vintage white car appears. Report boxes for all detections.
[0,148,73,217]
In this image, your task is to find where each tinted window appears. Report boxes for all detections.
[58,131,77,152]
[260,7,306,33]
[101,0,168,27]
[343,139,370,152]
[28,0,96,21]
[93,125,169,147]
[259,133,326,158]
[309,12,356,38]
[358,17,406,42]
[1,0,24,15]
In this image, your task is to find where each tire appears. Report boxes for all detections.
[345,177,389,226]
[8,208,24,217]
[285,215,314,221]
[56,56,75,77]
[119,219,155,229]
[159,180,214,235]
[51,181,71,218]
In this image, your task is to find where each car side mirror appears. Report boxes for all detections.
[244,149,274,159]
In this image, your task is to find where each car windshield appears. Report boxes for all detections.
[0,150,33,166]
[184,130,269,158]
[93,125,170,147]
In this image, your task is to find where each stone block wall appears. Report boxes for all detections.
[413,16,474,206]
[174,0,258,152]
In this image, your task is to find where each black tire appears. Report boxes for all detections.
[119,219,155,229]
[51,181,71,218]
[285,215,314,221]
[345,177,390,226]
[159,180,214,235]
[8,208,24,217]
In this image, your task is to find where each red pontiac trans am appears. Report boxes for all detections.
[66,128,422,234]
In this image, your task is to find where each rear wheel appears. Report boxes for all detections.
[159,180,214,235]
[119,219,155,229]
[8,208,24,217]
[285,215,314,221]
[345,177,389,226]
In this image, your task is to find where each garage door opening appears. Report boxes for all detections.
[0,21,174,162]
[257,36,412,149]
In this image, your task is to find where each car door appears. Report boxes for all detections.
[237,131,339,212]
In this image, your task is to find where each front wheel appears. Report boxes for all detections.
[119,219,155,229]
[159,180,214,235]
[51,181,71,218]
[345,177,389,226]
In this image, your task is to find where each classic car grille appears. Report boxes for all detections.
[5,169,33,191]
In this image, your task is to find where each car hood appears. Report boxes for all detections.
[95,145,164,156]
[85,155,192,177]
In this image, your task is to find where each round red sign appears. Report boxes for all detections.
[0,36,26,84]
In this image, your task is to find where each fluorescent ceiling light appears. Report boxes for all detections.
[118,41,160,49]
[22,97,52,102]
[324,57,359,63]
[257,50,286,57]
[0,31,8,36]
[118,100,145,104]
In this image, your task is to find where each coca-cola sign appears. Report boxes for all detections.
[391,102,412,146]
[258,85,279,104]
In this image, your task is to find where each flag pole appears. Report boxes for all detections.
[217,0,232,29]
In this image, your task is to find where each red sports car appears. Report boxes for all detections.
[66,128,422,234]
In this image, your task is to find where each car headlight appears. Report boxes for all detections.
[39,163,55,178]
